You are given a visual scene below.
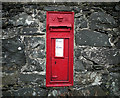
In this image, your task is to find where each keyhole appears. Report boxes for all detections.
[55,61,56,64]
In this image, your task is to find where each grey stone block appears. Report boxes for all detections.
[81,47,120,65]
[75,30,111,47]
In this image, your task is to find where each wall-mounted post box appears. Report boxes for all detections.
[46,11,74,87]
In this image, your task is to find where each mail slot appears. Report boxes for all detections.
[46,11,74,87]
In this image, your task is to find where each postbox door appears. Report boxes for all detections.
[51,38,69,81]
[46,11,74,87]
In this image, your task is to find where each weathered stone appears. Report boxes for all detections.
[2,18,11,29]
[2,50,26,70]
[24,37,45,59]
[23,64,42,72]
[24,37,45,49]
[110,12,120,19]
[48,90,59,96]
[36,11,46,22]
[30,49,45,59]
[75,13,88,30]
[72,85,106,96]
[101,71,110,86]
[67,89,83,96]
[44,6,72,11]
[19,73,45,86]
[2,71,19,86]
[92,65,104,70]
[75,13,82,18]
[38,59,46,71]
[72,6,81,13]
[75,47,94,70]
[2,91,12,96]
[21,37,45,72]
[81,85,106,96]
[89,12,116,26]
[74,58,85,71]
[44,6,56,11]
[9,12,39,27]
[75,48,81,58]
[2,37,24,53]
[23,5,35,14]
[115,38,120,49]
[23,58,43,72]
[74,71,102,86]
[47,87,69,97]
[89,12,118,35]
[90,7,103,12]
[32,19,40,27]
[115,5,120,11]
[75,30,111,46]
[57,6,72,11]
[20,27,38,35]
[2,37,26,72]
[102,72,120,96]
[81,47,120,65]
[81,58,93,70]
[11,51,26,65]
[58,88,68,95]
[80,20,87,28]
[11,87,48,96]
[40,22,46,32]
[75,18,87,30]
[2,27,20,39]
[33,87,48,96]
[13,87,34,96]
[108,65,120,73]
[2,2,120,97]
[109,72,120,96]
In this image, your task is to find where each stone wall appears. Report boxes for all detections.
[2,2,120,96]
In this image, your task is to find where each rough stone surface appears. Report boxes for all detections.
[2,71,19,86]
[75,30,111,46]
[2,27,20,39]
[19,73,45,86]
[74,58,85,71]
[9,12,39,27]
[3,87,48,96]
[2,2,120,97]
[2,36,26,72]
[81,47,120,65]
[44,6,72,11]
[75,15,88,30]
[89,12,118,35]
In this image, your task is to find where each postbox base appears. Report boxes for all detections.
[46,83,73,87]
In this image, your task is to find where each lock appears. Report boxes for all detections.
[46,11,74,87]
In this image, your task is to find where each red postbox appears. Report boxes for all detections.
[46,11,74,87]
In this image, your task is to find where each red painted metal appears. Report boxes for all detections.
[46,11,74,87]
